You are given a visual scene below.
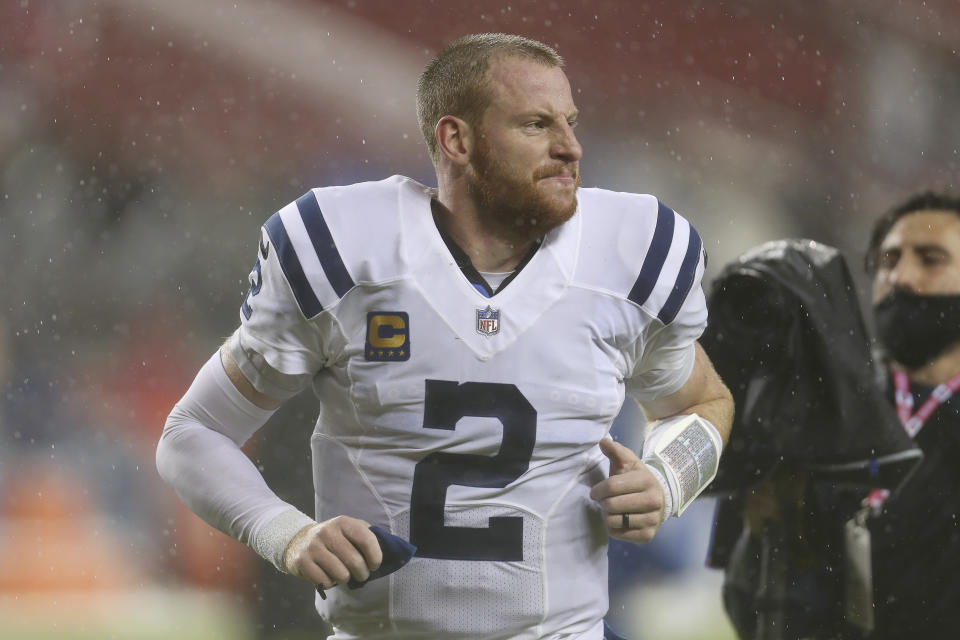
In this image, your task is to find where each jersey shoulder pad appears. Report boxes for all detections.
[261,175,421,318]
[574,187,705,325]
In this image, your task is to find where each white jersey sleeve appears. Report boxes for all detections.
[229,190,353,399]
[618,198,707,402]
[573,189,707,403]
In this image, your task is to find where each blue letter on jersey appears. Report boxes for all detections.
[240,258,263,320]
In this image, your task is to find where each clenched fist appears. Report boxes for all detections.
[283,515,383,590]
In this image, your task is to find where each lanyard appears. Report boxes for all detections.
[892,369,960,438]
[867,369,960,514]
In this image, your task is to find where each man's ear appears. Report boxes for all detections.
[435,115,472,167]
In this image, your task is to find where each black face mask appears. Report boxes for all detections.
[873,288,960,368]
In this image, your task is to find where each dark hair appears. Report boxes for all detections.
[416,33,564,164]
[864,191,960,273]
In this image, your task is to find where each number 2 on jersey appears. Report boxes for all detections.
[410,379,537,561]
[241,237,269,319]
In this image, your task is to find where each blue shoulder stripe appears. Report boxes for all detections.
[657,225,702,324]
[264,212,324,318]
[296,191,355,298]
[627,200,676,307]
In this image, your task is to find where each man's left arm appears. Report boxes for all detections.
[591,342,733,544]
[640,341,733,440]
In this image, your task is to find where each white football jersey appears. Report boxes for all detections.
[229,175,707,640]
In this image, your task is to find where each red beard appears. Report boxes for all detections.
[466,137,581,245]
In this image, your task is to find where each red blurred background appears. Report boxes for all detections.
[2,1,958,638]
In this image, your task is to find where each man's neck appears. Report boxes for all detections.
[899,342,960,386]
[433,194,538,273]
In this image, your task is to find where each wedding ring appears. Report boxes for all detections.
[622,513,630,529]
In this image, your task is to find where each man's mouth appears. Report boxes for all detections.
[537,167,578,184]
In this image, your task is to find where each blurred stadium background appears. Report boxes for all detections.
[2,1,959,638]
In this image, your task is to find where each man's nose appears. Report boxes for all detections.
[888,259,925,293]
[551,123,583,162]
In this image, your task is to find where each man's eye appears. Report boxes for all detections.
[878,252,899,269]
[922,254,948,266]
[568,119,579,129]
[526,121,546,130]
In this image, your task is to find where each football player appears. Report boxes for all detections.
[157,33,733,639]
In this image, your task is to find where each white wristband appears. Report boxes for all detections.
[641,413,722,518]
[254,509,318,572]
[643,464,674,523]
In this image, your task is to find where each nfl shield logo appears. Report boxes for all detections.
[476,305,500,336]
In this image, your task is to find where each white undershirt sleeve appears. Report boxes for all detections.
[155,352,316,572]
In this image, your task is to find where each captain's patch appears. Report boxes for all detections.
[365,312,410,361]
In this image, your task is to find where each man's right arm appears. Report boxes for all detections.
[155,345,381,588]
[221,346,283,410]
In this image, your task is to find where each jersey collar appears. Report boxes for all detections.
[429,198,541,298]
[398,179,581,358]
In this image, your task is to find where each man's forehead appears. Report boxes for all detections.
[883,210,960,248]
[485,55,574,105]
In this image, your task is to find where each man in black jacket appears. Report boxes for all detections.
[703,237,919,640]
[864,191,960,638]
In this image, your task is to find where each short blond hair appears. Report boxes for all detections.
[416,33,564,163]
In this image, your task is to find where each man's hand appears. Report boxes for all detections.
[283,516,383,590]
[590,437,665,544]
